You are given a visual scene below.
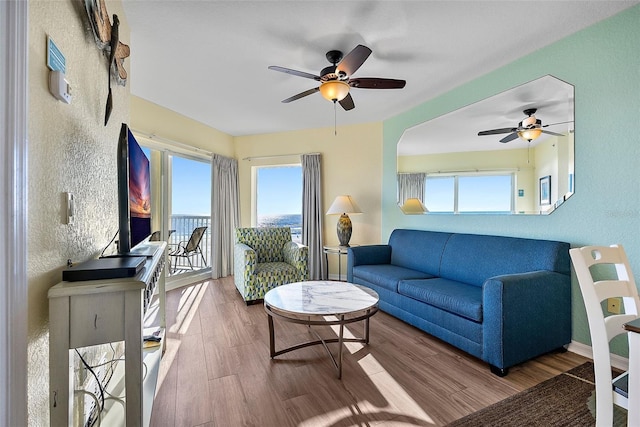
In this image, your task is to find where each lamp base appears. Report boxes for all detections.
[336,213,352,247]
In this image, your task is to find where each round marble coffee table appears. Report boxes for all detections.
[264,280,379,379]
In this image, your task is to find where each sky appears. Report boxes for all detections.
[257,166,302,216]
[171,155,211,215]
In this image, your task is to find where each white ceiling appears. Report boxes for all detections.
[122,1,637,137]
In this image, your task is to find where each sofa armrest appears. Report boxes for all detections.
[283,241,309,280]
[347,245,392,282]
[482,270,571,369]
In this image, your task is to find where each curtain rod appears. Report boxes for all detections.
[399,167,526,175]
[131,128,214,156]
[242,152,320,161]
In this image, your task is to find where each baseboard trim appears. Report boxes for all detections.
[568,340,628,371]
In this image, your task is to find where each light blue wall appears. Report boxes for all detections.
[382,5,640,353]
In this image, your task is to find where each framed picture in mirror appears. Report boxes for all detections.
[540,175,551,205]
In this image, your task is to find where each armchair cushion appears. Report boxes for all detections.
[234,227,308,303]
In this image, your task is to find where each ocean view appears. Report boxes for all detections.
[168,213,302,243]
[258,214,302,241]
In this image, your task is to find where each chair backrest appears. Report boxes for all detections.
[569,245,640,423]
[235,227,291,263]
[150,230,175,242]
[185,226,208,252]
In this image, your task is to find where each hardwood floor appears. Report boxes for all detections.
[150,277,588,426]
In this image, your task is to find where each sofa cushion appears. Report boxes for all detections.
[352,264,435,292]
[398,278,483,322]
[255,261,298,277]
[439,233,571,286]
[388,229,452,275]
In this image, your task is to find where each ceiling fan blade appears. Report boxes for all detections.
[336,44,372,76]
[500,133,519,143]
[478,127,516,136]
[541,129,564,137]
[339,93,355,111]
[350,78,406,89]
[542,120,573,128]
[268,66,320,81]
[281,87,319,103]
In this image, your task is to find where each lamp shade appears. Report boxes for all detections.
[326,195,362,215]
[319,80,350,102]
[400,198,428,214]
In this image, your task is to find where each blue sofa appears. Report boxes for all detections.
[347,229,571,376]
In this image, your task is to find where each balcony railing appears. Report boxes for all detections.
[168,214,211,276]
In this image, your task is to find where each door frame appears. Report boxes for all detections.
[1,1,29,425]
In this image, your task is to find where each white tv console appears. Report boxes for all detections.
[48,241,166,426]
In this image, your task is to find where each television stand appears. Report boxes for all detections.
[48,241,166,427]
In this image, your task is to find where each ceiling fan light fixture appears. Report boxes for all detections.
[518,128,542,141]
[319,80,350,102]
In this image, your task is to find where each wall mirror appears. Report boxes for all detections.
[397,75,574,215]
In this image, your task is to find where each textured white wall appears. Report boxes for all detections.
[27,1,130,424]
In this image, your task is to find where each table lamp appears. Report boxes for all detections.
[326,195,362,247]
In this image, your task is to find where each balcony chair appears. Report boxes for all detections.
[570,244,639,426]
[234,227,308,304]
[168,226,207,273]
[149,229,175,241]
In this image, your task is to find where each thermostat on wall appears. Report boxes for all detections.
[49,70,72,104]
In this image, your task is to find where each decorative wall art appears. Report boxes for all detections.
[539,175,551,206]
[84,0,130,125]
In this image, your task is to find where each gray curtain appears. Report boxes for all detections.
[301,154,325,280]
[211,154,240,279]
[397,173,426,204]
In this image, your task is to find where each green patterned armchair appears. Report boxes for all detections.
[234,227,309,303]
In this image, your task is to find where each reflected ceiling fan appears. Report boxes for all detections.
[478,108,569,143]
[268,44,406,111]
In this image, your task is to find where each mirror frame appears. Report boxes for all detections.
[397,75,575,215]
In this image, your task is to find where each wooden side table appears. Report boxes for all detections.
[323,245,357,281]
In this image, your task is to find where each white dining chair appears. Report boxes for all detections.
[570,244,640,426]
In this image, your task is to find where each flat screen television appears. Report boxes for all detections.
[117,123,152,255]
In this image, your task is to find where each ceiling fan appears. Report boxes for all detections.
[477,108,569,143]
[268,44,406,111]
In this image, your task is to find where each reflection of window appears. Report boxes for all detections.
[425,173,513,213]
[425,177,454,212]
[255,165,302,243]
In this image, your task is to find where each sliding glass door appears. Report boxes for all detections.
[141,144,212,281]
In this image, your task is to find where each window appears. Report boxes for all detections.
[255,165,302,242]
[425,173,513,214]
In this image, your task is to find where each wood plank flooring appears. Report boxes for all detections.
[150,277,588,427]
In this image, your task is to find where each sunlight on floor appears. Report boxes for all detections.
[310,317,436,426]
[156,281,209,392]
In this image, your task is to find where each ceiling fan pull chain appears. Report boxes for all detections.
[334,101,338,136]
